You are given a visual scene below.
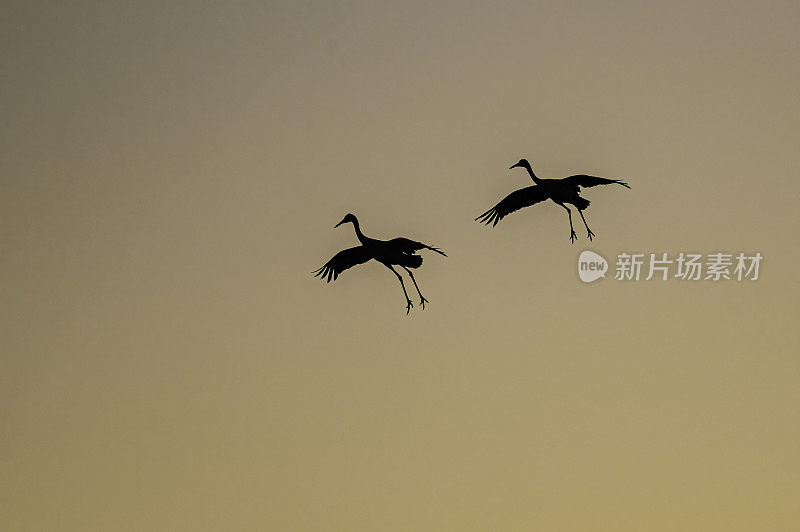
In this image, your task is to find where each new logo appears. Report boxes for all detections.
[578,250,608,283]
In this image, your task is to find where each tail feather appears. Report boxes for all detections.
[398,254,423,268]
[573,196,591,210]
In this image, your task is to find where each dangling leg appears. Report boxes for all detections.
[578,209,595,240]
[385,264,413,314]
[402,266,428,309]
[558,203,578,244]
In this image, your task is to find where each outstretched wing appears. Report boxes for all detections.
[313,246,373,282]
[561,174,631,189]
[475,186,548,227]
[387,237,447,257]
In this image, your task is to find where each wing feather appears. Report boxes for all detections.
[313,246,373,282]
[387,237,447,257]
[561,174,630,189]
[475,186,548,227]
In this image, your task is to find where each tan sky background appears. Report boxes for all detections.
[2,1,799,530]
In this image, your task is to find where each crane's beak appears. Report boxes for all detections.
[334,220,345,228]
[509,162,521,170]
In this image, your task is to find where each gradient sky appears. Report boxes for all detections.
[3,1,799,530]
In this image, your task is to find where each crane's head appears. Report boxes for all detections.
[510,158,530,170]
[334,213,357,228]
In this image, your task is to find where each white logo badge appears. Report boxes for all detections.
[578,250,608,283]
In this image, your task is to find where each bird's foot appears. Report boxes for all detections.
[569,230,578,244]
[419,296,429,310]
[587,229,595,241]
[405,299,414,314]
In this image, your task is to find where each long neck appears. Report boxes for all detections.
[523,162,542,184]
[351,218,368,244]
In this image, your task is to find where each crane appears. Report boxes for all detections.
[476,158,630,243]
[314,213,446,314]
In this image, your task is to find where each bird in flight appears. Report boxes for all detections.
[476,158,630,243]
[314,213,447,314]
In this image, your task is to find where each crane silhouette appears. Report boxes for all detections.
[476,158,630,243]
[313,213,447,314]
